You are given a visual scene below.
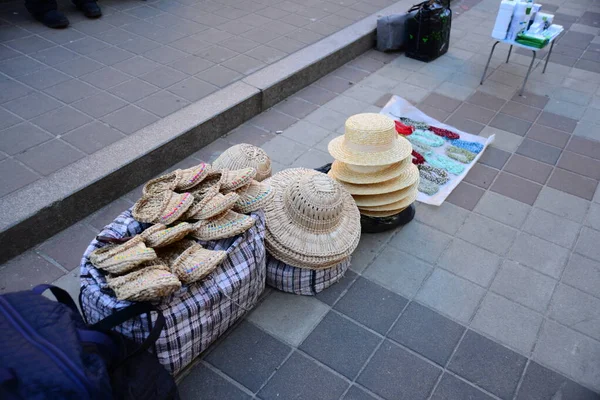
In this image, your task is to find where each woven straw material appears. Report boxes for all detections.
[212,144,272,182]
[183,173,222,219]
[352,181,418,207]
[142,222,193,248]
[143,172,178,197]
[234,180,274,214]
[132,191,194,225]
[359,186,418,212]
[335,163,419,195]
[329,157,411,184]
[263,168,360,263]
[90,236,157,276]
[174,163,211,191]
[186,192,239,221]
[328,113,412,166]
[106,264,181,302]
[191,210,255,241]
[169,242,227,284]
[221,167,257,192]
[360,206,411,218]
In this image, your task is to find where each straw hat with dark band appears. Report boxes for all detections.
[328,113,412,166]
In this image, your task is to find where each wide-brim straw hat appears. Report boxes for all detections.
[221,167,257,192]
[360,206,413,218]
[140,222,193,248]
[336,163,419,195]
[213,144,272,182]
[90,236,157,276]
[106,264,181,302]
[328,113,412,166]
[168,242,227,284]
[191,210,255,241]
[234,180,274,214]
[186,192,239,220]
[174,163,211,191]
[329,157,412,184]
[353,181,418,207]
[359,186,418,212]
[132,191,194,225]
[263,168,360,263]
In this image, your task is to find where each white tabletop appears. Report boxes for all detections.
[494,27,564,51]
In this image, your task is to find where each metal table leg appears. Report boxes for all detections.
[506,45,513,63]
[480,41,500,85]
[543,40,555,74]
[520,50,537,96]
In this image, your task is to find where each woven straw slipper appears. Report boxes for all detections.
[161,240,227,284]
[221,167,257,192]
[191,210,255,241]
[328,113,412,166]
[263,168,361,262]
[140,222,193,248]
[174,163,211,191]
[329,157,411,185]
[335,163,419,195]
[212,144,272,182]
[132,191,194,225]
[106,264,181,302]
[233,180,274,214]
[90,236,157,276]
[359,187,418,212]
[186,192,239,221]
[143,172,179,197]
[353,181,419,207]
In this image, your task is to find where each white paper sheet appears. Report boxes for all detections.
[380,95,495,206]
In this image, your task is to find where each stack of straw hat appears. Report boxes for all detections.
[328,113,419,218]
[263,168,361,270]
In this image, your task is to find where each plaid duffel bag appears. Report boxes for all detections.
[80,209,267,375]
[266,254,351,296]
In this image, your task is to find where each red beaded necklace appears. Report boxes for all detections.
[429,126,460,140]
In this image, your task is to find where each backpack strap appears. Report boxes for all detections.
[32,284,79,314]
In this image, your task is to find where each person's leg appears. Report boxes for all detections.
[25,0,69,28]
[73,0,102,18]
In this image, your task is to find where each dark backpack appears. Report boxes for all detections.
[0,284,179,400]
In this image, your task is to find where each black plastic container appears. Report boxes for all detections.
[405,0,452,62]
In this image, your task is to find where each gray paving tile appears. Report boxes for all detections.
[364,247,433,299]
[478,147,511,169]
[112,56,160,76]
[567,136,600,161]
[16,139,84,176]
[516,139,562,165]
[389,302,465,366]
[499,101,541,122]
[315,75,353,94]
[558,151,600,181]
[431,373,494,400]
[334,277,407,334]
[268,36,305,53]
[93,28,137,46]
[314,269,357,306]
[168,55,214,76]
[0,159,39,197]
[416,103,451,122]
[300,311,379,379]
[537,111,578,133]
[100,105,159,134]
[342,386,377,400]
[444,114,485,134]
[178,364,251,400]
[18,68,72,91]
[3,92,62,119]
[449,330,527,399]
[416,268,486,324]
[140,65,187,88]
[0,122,52,155]
[43,79,100,104]
[247,291,329,346]
[576,227,600,263]
[526,124,570,149]
[29,46,79,67]
[549,283,600,341]
[142,46,188,65]
[169,36,212,55]
[195,46,239,64]
[586,202,600,232]
[535,186,590,223]
[457,213,518,255]
[324,95,369,116]
[36,222,97,270]
[0,55,45,78]
[548,168,598,201]
[167,77,217,102]
[389,221,452,264]
[0,251,63,294]
[197,65,243,88]
[108,78,159,102]
[466,91,506,111]
[225,124,274,147]
[62,121,125,154]
[503,154,553,185]
[136,90,189,117]
[275,98,319,121]
[117,37,161,55]
[489,113,532,136]
[71,92,128,119]
[490,171,543,205]
[438,239,500,288]
[347,230,394,273]
[534,320,600,393]
[291,148,333,169]
[516,361,600,400]
[415,202,469,235]
[563,253,600,299]
[0,76,33,104]
[474,191,531,228]
[205,321,290,392]
[258,352,348,400]
[512,229,569,278]
[511,91,549,109]
[463,164,498,189]
[454,103,497,125]
[31,106,93,135]
[527,204,582,249]
[53,56,104,77]
[446,182,485,211]
[296,85,337,106]
[64,36,109,56]
[357,340,442,400]
[480,126,523,153]
[222,54,265,75]
[86,198,132,230]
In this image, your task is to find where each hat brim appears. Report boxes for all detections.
[263,168,361,259]
[353,181,418,207]
[359,187,418,212]
[336,164,419,195]
[329,157,412,184]
[328,135,412,166]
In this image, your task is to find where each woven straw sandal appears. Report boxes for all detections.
[140,222,193,248]
[233,180,274,214]
[220,167,257,192]
[132,191,194,225]
[174,162,211,191]
[191,210,255,241]
[90,236,157,276]
[157,240,227,284]
[106,264,181,302]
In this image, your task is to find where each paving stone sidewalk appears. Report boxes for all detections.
[2,0,600,398]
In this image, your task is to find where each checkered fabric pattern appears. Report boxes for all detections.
[80,209,266,375]
[266,254,350,295]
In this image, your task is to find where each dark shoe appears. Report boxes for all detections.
[33,9,70,28]
[75,1,102,18]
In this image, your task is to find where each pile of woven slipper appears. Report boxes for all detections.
[328,113,420,218]
[89,145,274,302]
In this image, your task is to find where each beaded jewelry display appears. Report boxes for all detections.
[407,137,433,155]
[412,150,425,165]
[449,139,484,154]
[411,129,445,147]
[419,165,450,185]
[425,153,465,175]
[446,146,476,163]
[395,120,413,135]
[399,117,429,130]
[429,126,460,140]
[418,179,439,195]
